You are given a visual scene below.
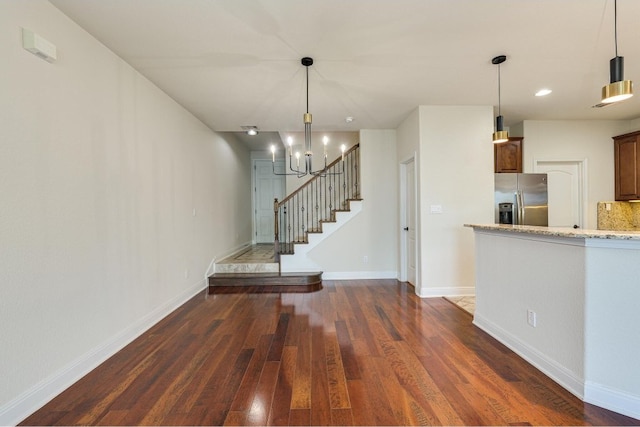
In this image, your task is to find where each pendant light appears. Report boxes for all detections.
[492,55,509,143]
[602,0,633,103]
[271,57,344,177]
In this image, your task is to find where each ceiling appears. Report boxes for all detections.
[50,0,640,142]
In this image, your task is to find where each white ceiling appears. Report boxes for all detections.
[50,0,640,139]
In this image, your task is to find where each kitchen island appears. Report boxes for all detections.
[465,224,640,420]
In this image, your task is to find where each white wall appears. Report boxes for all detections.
[472,229,640,419]
[417,106,494,297]
[585,244,640,418]
[521,120,631,228]
[621,117,640,134]
[0,2,251,424]
[306,130,398,278]
[473,231,586,396]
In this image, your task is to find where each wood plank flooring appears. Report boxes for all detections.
[20,280,638,426]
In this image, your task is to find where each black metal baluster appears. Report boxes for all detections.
[313,179,318,232]
[305,184,309,240]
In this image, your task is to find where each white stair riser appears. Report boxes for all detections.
[281,201,362,273]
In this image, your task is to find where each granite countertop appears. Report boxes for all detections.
[464,223,640,240]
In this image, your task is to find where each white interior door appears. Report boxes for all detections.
[534,160,584,228]
[254,159,285,243]
[407,160,417,285]
[401,158,417,285]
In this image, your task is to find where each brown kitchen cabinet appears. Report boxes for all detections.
[614,130,640,201]
[494,137,523,173]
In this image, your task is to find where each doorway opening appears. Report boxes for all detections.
[534,159,586,229]
[400,156,418,286]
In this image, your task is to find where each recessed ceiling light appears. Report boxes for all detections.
[241,125,259,135]
[535,89,552,97]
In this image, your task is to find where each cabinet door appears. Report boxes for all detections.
[614,135,640,200]
[494,138,523,173]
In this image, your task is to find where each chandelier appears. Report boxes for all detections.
[271,57,345,177]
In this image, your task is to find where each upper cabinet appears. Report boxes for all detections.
[614,130,640,201]
[494,137,523,173]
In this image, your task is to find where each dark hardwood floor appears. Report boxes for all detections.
[21,280,638,426]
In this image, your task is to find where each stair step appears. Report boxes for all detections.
[209,272,322,294]
[215,262,279,273]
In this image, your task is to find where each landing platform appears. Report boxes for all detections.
[210,244,322,293]
[215,244,279,273]
[208,271,322,294]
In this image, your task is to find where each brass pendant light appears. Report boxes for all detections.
[492,55,509,143]
[602,0,633,103]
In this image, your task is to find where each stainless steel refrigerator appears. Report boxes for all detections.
[495,173,548,226]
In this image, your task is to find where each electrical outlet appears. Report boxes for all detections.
[363,255,368,263]
[184,269,189,279]
[527,309,537,327]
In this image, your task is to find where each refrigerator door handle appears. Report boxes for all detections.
[518,191,525,225]
[513,191,519,225]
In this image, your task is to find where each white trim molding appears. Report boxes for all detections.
[416,286,476,298]
[321,271,398,280]
[474,314,585,400]
[584,381,640,420]
[0,281,207,426]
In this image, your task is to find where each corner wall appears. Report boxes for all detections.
[0,2,251,424]
[417,106,494,297]
[306,130,398,278]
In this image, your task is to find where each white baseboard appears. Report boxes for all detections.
[584,381,640,420]
[0,280,207,427]
[416,286,475,298]
[321,271,398,280]
[473,314,585,400]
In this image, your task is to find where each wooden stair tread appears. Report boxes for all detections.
[210,272,321,278]
[208,271,322,294]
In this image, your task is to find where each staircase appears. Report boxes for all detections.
[208,244,322,293]
[209,144,361,293]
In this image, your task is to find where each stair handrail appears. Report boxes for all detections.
[277,143,360,206]
[274,143,360,259]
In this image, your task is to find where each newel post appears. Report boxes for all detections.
[273,198,280,262]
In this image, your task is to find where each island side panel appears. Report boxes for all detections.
[472,230,586,398]
[584,242,640,417]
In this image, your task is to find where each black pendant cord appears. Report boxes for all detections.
[614,0,618,57]
[497,64,502,117]
[306,65,309,113]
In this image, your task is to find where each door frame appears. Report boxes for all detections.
[533,158,587,229]
[399,153,419,286]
